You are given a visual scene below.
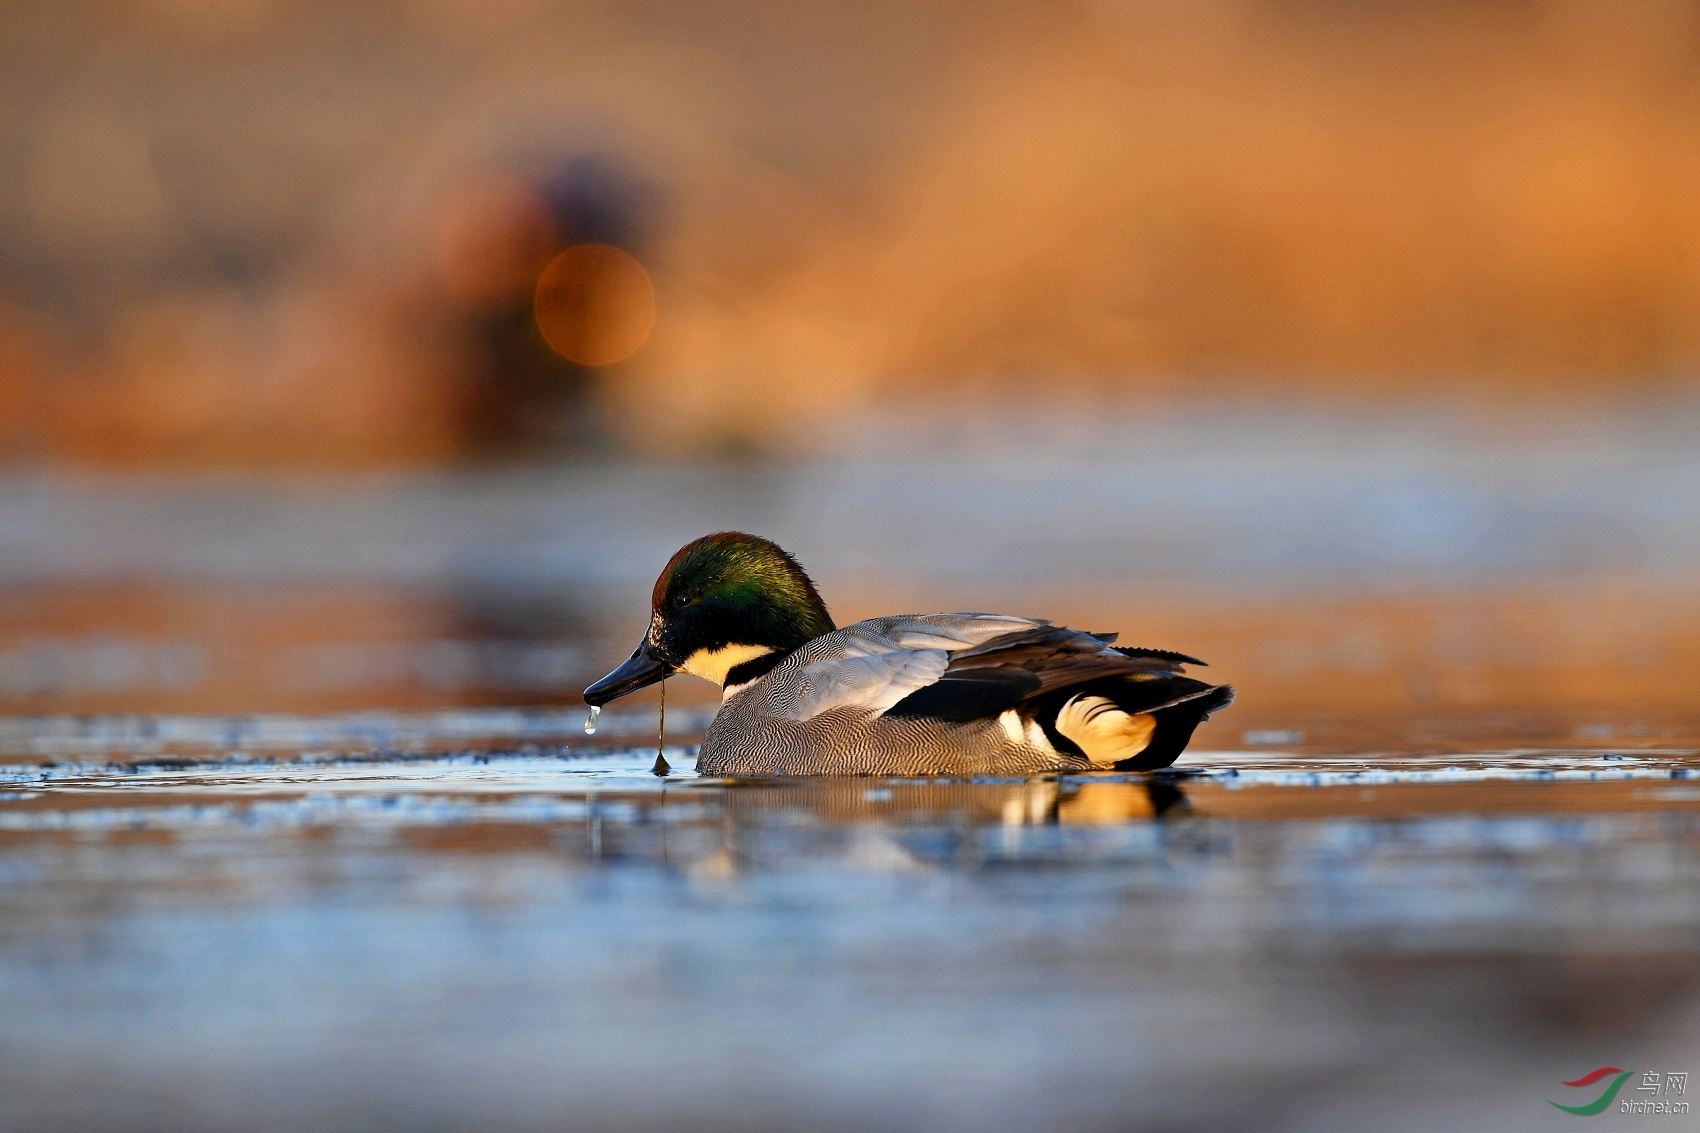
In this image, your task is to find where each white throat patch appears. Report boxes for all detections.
[679,643,776,687]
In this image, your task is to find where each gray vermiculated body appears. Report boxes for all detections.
[698,699,1081,776]
[695,613,1095,776]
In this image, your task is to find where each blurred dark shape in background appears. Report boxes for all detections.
[435,156,658,455]
[2,0,1699,464]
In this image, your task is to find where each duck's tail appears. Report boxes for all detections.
[1044,680,1235,771]
[1120,683,1235,771]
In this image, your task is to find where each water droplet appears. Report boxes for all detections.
[584,705,600,735]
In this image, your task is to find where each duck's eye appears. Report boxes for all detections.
[671,591,692,610]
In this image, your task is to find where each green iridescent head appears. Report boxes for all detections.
[584,532,835,705]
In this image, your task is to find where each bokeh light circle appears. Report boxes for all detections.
[533,243,656,366]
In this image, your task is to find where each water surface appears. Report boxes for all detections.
[0,709,1695,1131]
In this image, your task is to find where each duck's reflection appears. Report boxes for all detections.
[1055,777,1192,823]
[706,774,1191,828]
[645,774,1195,877]
[570,774,1197,872]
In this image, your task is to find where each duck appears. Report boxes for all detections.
[583,532,1233,776]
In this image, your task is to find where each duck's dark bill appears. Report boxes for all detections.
[584,641,668,706]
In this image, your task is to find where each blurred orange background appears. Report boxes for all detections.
[4,0,1700,465]
[3,0,1700,738]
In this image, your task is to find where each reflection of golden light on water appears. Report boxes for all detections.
[533,244,655,366]
[1057,782,1156,824]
